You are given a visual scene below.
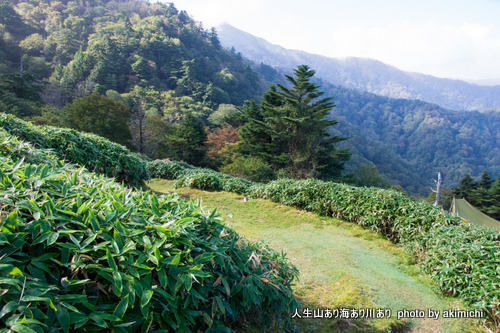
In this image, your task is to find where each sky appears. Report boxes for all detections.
[169,0,500,81]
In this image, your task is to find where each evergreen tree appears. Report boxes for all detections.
[247,65,350,179]
[478,170,494,189]
[238,99,285,167]
[486,177,500,220]
[173,59,205,101]
[60,48,91,92]
[171,112,207,165]
[453,173,478,200]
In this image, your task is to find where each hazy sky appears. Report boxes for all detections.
[170,0,500,81]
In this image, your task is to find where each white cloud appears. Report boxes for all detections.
[170,0,266,29]
[314,21,500,80]
[165,0,500,80]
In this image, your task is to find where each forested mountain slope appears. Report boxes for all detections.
[0,0,261,115]
[325,82,500,194]
[219,23,500,111]
[255,65,500,194]
[2,0,500,196]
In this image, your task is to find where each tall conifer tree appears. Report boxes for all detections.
[241,65,350,179]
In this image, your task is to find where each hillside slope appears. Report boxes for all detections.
[252,66,500,195]
[321,82,500,194]
[218,23,500,111]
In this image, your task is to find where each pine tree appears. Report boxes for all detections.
[238,99,284,166]
[453,174,478,200]
[479,170,494,189]
[259,65,350,179]
[174,112,207,165]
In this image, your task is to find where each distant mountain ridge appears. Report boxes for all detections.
[217,23,500,111]
[244,60,500,195]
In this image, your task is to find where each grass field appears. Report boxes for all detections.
[146,179,484,333]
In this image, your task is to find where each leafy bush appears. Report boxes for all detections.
[0,113,149,186]
[175,172,222,191]
[147,159,193,180]
[0,131,299,332]
[147,160,255,194]
[219,155,275,183]
[420,223,500,324]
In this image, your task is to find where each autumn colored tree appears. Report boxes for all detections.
[206,124,239,165]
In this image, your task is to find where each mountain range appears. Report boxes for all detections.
[218,23,500,112]
[218,23,500,194]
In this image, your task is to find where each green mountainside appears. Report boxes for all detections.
[254,64,500,195]
[324,81,500,195]
[0,0,261,115]
[2,0,500,197]
[218,22,500,112]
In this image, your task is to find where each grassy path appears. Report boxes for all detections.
[148,179,482,333]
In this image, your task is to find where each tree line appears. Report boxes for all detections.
[429,171,500,221]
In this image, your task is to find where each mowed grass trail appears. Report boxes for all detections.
[147,179,483,333]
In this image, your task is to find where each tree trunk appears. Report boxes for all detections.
[433,172,442,206]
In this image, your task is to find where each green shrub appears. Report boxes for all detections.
[219,155,275,183]
[0,130,300,332]
[175,172,223,191]
[147,159,193,180]
[420,223,500,312]
[148,160,255,194]
[0,113,149,186]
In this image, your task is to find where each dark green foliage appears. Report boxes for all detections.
[63,92,132,147]
[0,130,299,332]
[0,73,45,117]
[239,66,350,180]
[0,113,149,186]
[256,63,279,82]
[0,74,44,103]
[237,99,283,167]
[170,113,207,166]
[356,163,390,188]
[488,180,500,219]
[454,174,478,199]
[478,170,494,190]
[0,0,32,37]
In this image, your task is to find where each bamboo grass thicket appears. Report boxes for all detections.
[148,159,500,328]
